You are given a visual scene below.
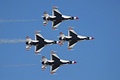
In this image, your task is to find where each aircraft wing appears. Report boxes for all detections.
[52,7,62,17]
[34,32,45,53]
[51,51,60,61]
[35,32,44,41]
[68,40,77,49]
[35,44,44,53]
[50,64,60,74]
[68,29,77,37]
[26,45,31,51]
[52,20,62,29]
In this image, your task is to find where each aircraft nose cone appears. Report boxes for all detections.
[76,17,78,19]
[91,37,94,40]
[74,61,77,64]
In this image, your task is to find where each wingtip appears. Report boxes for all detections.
[51,51,56,54]
[68,27,73,30]
[52,27,57,30]
[35,51,39,54]
[35,31,40,34]
[68,47,72,50]
[51,72,55,74]
[52,6,58,9]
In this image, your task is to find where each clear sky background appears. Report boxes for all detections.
[0,0,120,80]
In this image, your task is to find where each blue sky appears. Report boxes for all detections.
[0,0,120,80]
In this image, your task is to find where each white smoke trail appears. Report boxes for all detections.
[0,64,38,68]
[0,19,41,23]
[0,39,25,44]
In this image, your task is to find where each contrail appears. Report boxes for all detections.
[0,39,25,44]
[0,64,38,68]
[0,19,41,23]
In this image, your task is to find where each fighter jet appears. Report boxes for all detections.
[26,31,58,54]
[43,6,78,29]
[41,51,76,74]
[58,27,94,50]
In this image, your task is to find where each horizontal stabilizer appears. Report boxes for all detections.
[26,36,32,42]
[43,11,49,17]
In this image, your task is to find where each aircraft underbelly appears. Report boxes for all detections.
[55,17,64,21]
[71,37,78,41]
[47,62,54,65]
[32,42,39,45]
[65,38,71,41]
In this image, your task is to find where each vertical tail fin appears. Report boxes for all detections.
[41,56,48,70]
[58,32,65,46]
[43,11,49,26]
[26,36,32,50]
[59,32,65,40]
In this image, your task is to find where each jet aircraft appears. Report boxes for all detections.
[58,27,94,49]
[26,31,58,54]
[43,6,78,29]
[41,51,76,74]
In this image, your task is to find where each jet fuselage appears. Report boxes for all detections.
[42,60,74,66]
[43,16,75,21]
[26,40,57,46]
[59,36,91,42]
